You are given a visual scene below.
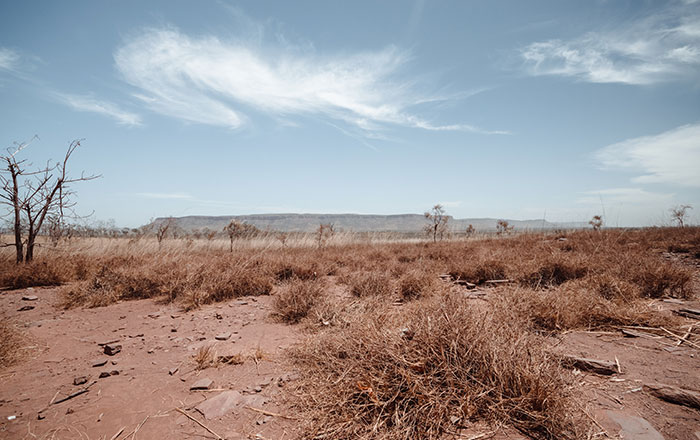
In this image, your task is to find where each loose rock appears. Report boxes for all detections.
[103,344,121,356]
[22,295,38,301]
[215,333,231,341]
[190,378,214,391]
[73,376,88,386]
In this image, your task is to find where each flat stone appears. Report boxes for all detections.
[215,333,231,341]
[195,390,243,419]
[103,344,121,356]
[606,411,664,440]
[194,391,266,420]
[73,376,88,386]
[22,295,38,301]
[190,378,214,391]
[17,305,34,312]
[92,359,108,367]
[99,372,111,378]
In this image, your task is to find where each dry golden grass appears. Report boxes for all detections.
[1,227,697,438]
[292,293,586,440]
[273,278,325,323]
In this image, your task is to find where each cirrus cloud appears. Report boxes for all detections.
[595,123,700,187]
[521,4,700,85]
[114,27,504,135]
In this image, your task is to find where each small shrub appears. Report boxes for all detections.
[273,279,324,324]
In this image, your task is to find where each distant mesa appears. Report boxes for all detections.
[147,213,586,233]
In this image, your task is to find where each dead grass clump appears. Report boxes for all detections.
[585,273,639,301]
[346,271,394,298]
[448,259,507,285]
[1,260,64,290]
[499,286,673,332]
[194,344,216,370]
[632,262,693,299]
[60,265,163,308]
[0,321,25,368]
[398,270,438,301]
[292,294,583,439]
[275,264,318,281]
[273,279,325,323]
[520,261,587,289]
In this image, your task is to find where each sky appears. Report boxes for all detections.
[1,0,699,228]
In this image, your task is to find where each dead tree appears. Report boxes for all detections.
[316,223,335,248]
[155,217,174,247]
[496,219,513,236]
[424,204,449,243]
[224,220,260,252]
[589,215,603,231]
[1,138,98,263]
[671,205,692,227]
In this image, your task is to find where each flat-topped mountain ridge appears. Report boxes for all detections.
[150,213,585,232]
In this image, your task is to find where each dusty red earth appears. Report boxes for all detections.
[1,287,301,440]
[1,275,699,439]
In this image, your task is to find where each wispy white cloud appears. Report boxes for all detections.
[114,26,503,135]
[595,123,700,187]
[56,93,143,126]
[0,47,20,71]
[577,188,674,205]
[521,4,700,85]
[135,192,193,200]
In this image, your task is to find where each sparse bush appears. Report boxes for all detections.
[274,279,324,323]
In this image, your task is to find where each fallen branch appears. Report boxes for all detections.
[126,415,149,440]
[52,380,97,405]
[559,355,618,375]
[673,308,700,320]
[175,407,223,439]
[660,327,700,349]
[109,426,125,440]
[643,383,700,409]
[244,405,296,420]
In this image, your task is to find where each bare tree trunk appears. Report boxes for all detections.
[11,167,23,263]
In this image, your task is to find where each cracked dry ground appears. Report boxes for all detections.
[1,278,700,440]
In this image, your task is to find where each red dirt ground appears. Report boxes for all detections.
[1,280,699,439]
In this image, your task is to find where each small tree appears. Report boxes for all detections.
[496,219,513,236]
[224,219,260,252]
[155,217,174,247]
[589,215,603,231]
[424,204,449,243]
[0,138,98,263]
[671,205,692,227]
[465,224,475,237]
[316,223,335,248]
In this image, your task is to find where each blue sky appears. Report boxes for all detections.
[1,0,699,227]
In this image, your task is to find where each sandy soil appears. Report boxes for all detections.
[1,279,699,439]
